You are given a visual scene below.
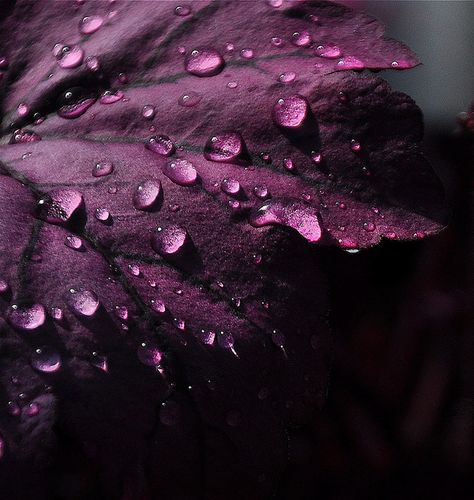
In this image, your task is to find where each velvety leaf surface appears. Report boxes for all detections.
[0,1,446,499]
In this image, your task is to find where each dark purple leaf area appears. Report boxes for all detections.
[0,1,446,499]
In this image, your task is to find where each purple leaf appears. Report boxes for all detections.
[0,1,446,498]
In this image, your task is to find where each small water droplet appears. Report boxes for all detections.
[99,90,124,104]
[160,400,180,425]
[146,135,175,156]
[231,297,241,307]
[92,160,113,177]
[141,104,155,119]
[0,279,9,294]
[79,15,104,34]
[363,222,376,232]
[150,298,166,314]
[291,31,312,47]
[168,203,181,212]
[278,71,296,84]
[133,180,162,211]
[118,72,128,84]
[185,48,224,77]
[273,95,308,128]
[50,307,63,321]
[64,234,83,250]
[127,263,140,276]
[385,232,397,240]
[26,402,40,417]
[90,351,108,371]
[240,48,254,59]
[17,102,29,117]
[217,331,237,356]
[221,178,240,195]
[178,91,202,107]
[253,185,270,200]
[204,132,244,162]
[55,44,84,69]
[68,288,100,316]
[226,80,238,89]
[7,401,20,416]
[174,5,191,16]
[283,157,295,171]
[338,237,358,249]
[31,346,61,373]
[315,44,342,59]
[137,341,162,366]
[260,152,272,163]
[95,207,110,221]
[9,128,41,144]
[337,56,364,70]
[163,159,197,186]
[113,305,128,321]
[267,0,283,7]
[271,36,285,48]
[335,201,346,210]
[253,253,263,264]
[249,198,322,243]
[301,192,311,202]
[173,317,186,330]
[0,56,8,69]
[152,225,188,256]
[198,329,215,345]
[350,139,361,152]
[311,151,322,164]
[8,303,45,330]
[37,189,84,225]
[228,200,241,210]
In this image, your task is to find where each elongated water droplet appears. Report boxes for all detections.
[79,15,104,34]
[8,401,20,416]
[278,71,296,84]
[37,189,83,225]
[151,225,188,256]
[127,263,140,276]
[65,235,83,250]
[141,104,155,119]
[315,44,342,59]
[0,56,8,69]
[68,288,99,316]
[93,161,113,177]
[283,157,295,171]
[57,87,96,118]
[291,31,312,47]
[133,180,161,211]
[221,178,240,195]
[273,95,308,128]
[31,346,61,373]
[337,56,364,70]
[267,0,283,7]
[217,331,237,356]
[185,48,224,77]
[204,132,244,162]
[99,90,124,104]
[150,298,166,314]
[163,159,197,186]
[178,91,202,107]
[8,304,46,330]
[9,129,41,144]
[55,44,84,68]
[174,5,191,16]
[249,198,322,243]
[311,151,322,164]
[146,135,175,156]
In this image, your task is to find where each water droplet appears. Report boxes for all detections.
[338,237,358,249]
[152,225,188,256]
[198,329,215,345]
[267,0,283,7]
[146,135,175,156]
[350,139,361,152]
[37,189,83,225]
[336,56,364,70]
[301,192,311,202]
[127,263,140,277]
[240,48,254,59]
[253,185,270,200]
[221,178,240,196]
[7,401,20,416]
[108,185,118,194]
[8,303,45,330]
[0,279,9,294]
[91,351,108,371]
[231,297,241,308]
[226,410,241,427]
[271,36,285,48]
[150,298,166,314]
[283,157,295,171]
[385,232,397,240]
[99,90,124,104]
[363,222,376,232]
[174,5,191,16]
[92,160,113,178]
[226,81,238,89]
[185,48,224,77]
[118,72,128,84]
[0,56,8,69]
[204,132,244,162]
[414,231,426,239]
[273,95,308,128]
[141,104,155,120]
[137,341,162,366]
[163,159,197,186]
[26,402,40,417]
[31,346,61,373]
[85,56,100,71]
[291,31,312,47]
[249,198,321,243]
[133,180,162,211]
[17,103,29,117]
[228,200,241,210]
[315,44,342,59]
[253,253,263,264]
[160,400,180,425]
[95,207,110,221]
[67,288,100,316]
[79,15,104,34]
[55,44,84,69]
[271,329,287,354]
[173,317,186,330]
[64,234,83,250]
[278,71,296,84]
[50,307,63,321]
[260,152,272,163]
[217,331,237,356]
[9,129,41,144]
[335,201,346,210]
[168,203,181,212]
[57,87,96,118]
[178,91,202,107]
[311,151,322,164]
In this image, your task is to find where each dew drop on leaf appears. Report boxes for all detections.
[99,90,124,104]
[163,159,197,186]
[204,131,244,162]
[95,207,110,221]
[55,44,84,69]
[273,95,309,129]
[8,303,46,330]
[278,71,296,84]
[67,288,100,316]
[221,178,240,195]
[137,341,162,366]
[178,91,202,107]
[185,48,224,77]
[133,180,161,211]
[174,5,191,16]
[31,346,61,373]
[64,235,83,250]
[291,31,312,47]
[146,135,175,156]
[314,44,342,59]
[92,160,114,177]
[141,104,155,119]
[79,15,104,34]
[253,185,270,200]
[37,189,83,224]
[240,48,254,59]
[9,129,41,144]
[151,225,188,256]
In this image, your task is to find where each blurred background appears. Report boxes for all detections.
[278,2,473,499]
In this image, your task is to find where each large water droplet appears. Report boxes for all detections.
[68,288,99,316]
[151,225,188,256]
[57,87,96,118]
[204,132,244,162]
[137,341,162,366]
[9,129,41,144]
[79,15,104,34]
[31,346,61,373]
[92,161,114,177]
[291,31,312,47]
[99,90,124,104]
[163,159,197,186]
[267,0,283,7]
[249,198,322,243]
[37,189,83,225]
[178,91,202,107]
[146,135,175,156]
[273,95,308,128]
[315,44,342,59]
[55,44,84,69]
[185,48,224,77]
[221,178,240,196]
[133,180,162,211]
[8,303,46,330]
